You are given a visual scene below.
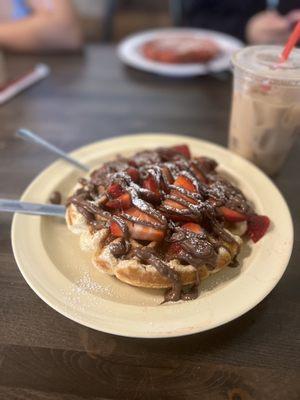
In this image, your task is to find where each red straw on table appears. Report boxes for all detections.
[0,63,50,105]
[280,21,300,62]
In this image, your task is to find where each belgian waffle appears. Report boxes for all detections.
[66,144,270,302]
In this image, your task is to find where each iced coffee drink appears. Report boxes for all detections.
[229,46,300,175]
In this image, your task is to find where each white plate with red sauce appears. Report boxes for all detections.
[117,28,243,77]
[11,134,293,338]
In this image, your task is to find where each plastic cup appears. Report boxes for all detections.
[228,45,300,175]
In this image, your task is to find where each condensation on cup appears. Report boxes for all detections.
[229,45,300,175]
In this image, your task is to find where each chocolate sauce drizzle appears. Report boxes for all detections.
[49,191,61,205]
[67,147,251,302]
[135,247,182,302]
[168,228,218,268]
[110,238,131,258]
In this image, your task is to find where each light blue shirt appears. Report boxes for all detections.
[12,0,29,20]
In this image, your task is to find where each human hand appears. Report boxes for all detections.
[246,11,290,44]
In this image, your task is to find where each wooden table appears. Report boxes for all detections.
[0,45,299,400]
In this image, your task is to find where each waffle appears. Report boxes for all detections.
[65,144,270,302]
[66,202,242,288]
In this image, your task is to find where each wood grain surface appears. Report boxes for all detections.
[0,45,299,400]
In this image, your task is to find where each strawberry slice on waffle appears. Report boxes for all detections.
[171,144,191,159]
[218,206,247,222]
[218,205,270,242]
[105,183,132,210]
[160,174,200,222]
[166,222,204,260]
[246,215,270,243]
[142,175,160,195]
[110,206,166,242]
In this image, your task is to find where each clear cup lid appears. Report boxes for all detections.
[232,45,300,85]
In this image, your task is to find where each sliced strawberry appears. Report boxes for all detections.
[158,166,173,193]
[106,193,131,210]
[171,144,191,159]
[182,222,203,234]
[124,207,166,241]
[219,206,247,222]
[110,221,124,237]
[174,175,197,192]
[190,164,207,184]
[166,223,203,260]
[196,156,217,172]
[163,198,187,211]
[172,188,198,206]
[126,167,139,182]
[160,175,198,222]
[247,214,270,243]
[107,183,124,198]
[143,175,160,195]
[128,160,137,167]
[162,199,186,216]
[161,198,196,222]
[166,242,183,260]
[161,166,174,184]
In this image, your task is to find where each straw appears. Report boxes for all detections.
[0,64,50,105]
[279,21,300,63]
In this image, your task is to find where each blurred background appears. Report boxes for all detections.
[0,0,299,54]
[76,0,171,42]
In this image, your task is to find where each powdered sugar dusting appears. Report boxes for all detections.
[60,266,121,314]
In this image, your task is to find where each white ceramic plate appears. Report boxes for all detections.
[117,28,243,77]
[12,134,293,338]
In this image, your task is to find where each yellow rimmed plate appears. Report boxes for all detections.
[11,134,293,338]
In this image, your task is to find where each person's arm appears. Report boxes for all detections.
[246,10,291,44]
[0,0,83,52]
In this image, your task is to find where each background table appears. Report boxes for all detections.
[0,45,299,400]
